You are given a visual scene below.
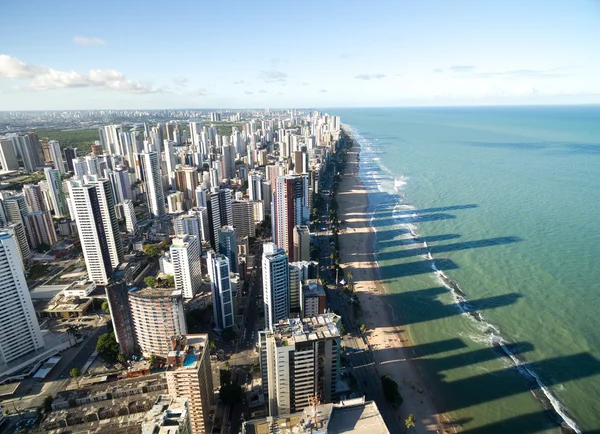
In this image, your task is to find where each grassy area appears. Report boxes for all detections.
[28,263,51,280]
[32,128,99,154]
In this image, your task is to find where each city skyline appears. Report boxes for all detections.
[2,0,600,110]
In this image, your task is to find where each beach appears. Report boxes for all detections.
[336,136,445,433]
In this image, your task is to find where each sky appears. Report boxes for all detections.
[1,0,600,110]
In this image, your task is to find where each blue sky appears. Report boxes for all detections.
[1,0,600,109]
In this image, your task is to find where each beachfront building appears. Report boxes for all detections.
[301,279,327,318]
[262,242,290,330]
[165,334,214,434]
[273,174,310,261]
[258,313,342,416]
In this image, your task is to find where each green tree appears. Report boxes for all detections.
[36,242,51,253]
[143,244,162,258]
[359,323,367,333]
[148,354,160,370]
[144,276,157,288]
[163,274,175,287]
[117,353,127,365]
[221,328,238,342]
[101,301,110,313]
[209,340,217,350]
[404,414,416,432]
[70,367,81,387]
[381,375,403,405]
[96,332,119,361]
[43,394,54,412]
[66,324,80,346]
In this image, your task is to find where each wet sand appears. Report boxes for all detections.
[336,137,445,433]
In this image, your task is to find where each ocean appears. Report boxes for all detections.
[331,106,600,433]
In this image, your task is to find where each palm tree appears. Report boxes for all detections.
[404,414,416,432]
[347,271,354,292]
[66,325,80,346]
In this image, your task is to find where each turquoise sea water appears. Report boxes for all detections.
[333,106,600,433]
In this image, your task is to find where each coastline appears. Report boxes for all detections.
[336,130,445,433]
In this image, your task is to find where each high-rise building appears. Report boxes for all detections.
[0,138,19,171]
[108,166,132,203]
[247,171,264,202]
[22,184,47,212]
[99,125,123,156]
[259,313,341,416]
[170,235,201,299]
[174,207,210,244]
[44,168,68,217]
[174,165,199,209]
[165,335,214,434]
[232,199,255,238]
[222,144,235,180]
[105,280,136,356]
[122,199,137,234]
[207,251,234,330]
[0,233,44,363]
[48,140,65,174]
[301,280,327,318]
[72,157,88,179]
[12,133,43,172]
[129,287,187,356]
[289,261,311,313]
[0,223,29,266]
[262,242,290,330]
[218,226,237,274]
[273,174,309,258]
[140,151,165,218]
[207,189,232,252]
[64,147,77,173]
[68,178,124,284]
[27,210,58,248]
[4,194,33,247]
[292,225,311,262]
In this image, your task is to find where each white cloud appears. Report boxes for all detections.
[319,89,328,93]
[173,76,189,86]
[0,54,40,78]
[259,69,287,83]
[73,36,107,46]
[244,90,253,95]
[233,80,244,84]
[191,88,207,96]
[355,73,386,80]
[259,89,267,94]
[0,54,162,94]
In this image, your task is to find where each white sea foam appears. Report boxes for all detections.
[345,123,581,434]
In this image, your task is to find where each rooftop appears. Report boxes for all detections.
[271,313,341,345]
[129,286,181,299]
[166,334,207,371]
[303,280,325,297]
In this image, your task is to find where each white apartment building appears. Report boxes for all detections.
[140,151,166,218]
[129,287,187,356]
[0,233,44,364]
[68,178,124,284]
[262,243,290,330]
[259,313,341,416]
[289,261,311,313]
[122,199,138,234]
[170,235,201,299]
[232,199,256,238]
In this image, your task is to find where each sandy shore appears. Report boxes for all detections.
[336,138,445,433]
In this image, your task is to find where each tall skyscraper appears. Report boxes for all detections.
[289,261,311,313]
[22,184,47,212]
[64,147,77,173]
[218,226,238,274]
[122,199,137,234]
[129,287,187,356]
[207,251,234,330]
[259,313,341,416]
[232,199,255,238]
[174,207,210,243]
[108,166,132,203]
[165,335,214,434]
[48,140,65,174]
[27,210,58,248]
[140,151,165,218]
[262,243,290,330]
[207,189,232,251]
[44,168,68,217]
[68,178,124,284]
[248,171,264,202]
[273,174,309,258]
[0,138,19,171]
[170,235,201,299]
[105,280,136,356]
[0,233,44,363]
[174,165,199,209]
[0,222,29,265]
[4,194,33,247]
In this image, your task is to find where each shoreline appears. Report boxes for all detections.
[336,129,446,433]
